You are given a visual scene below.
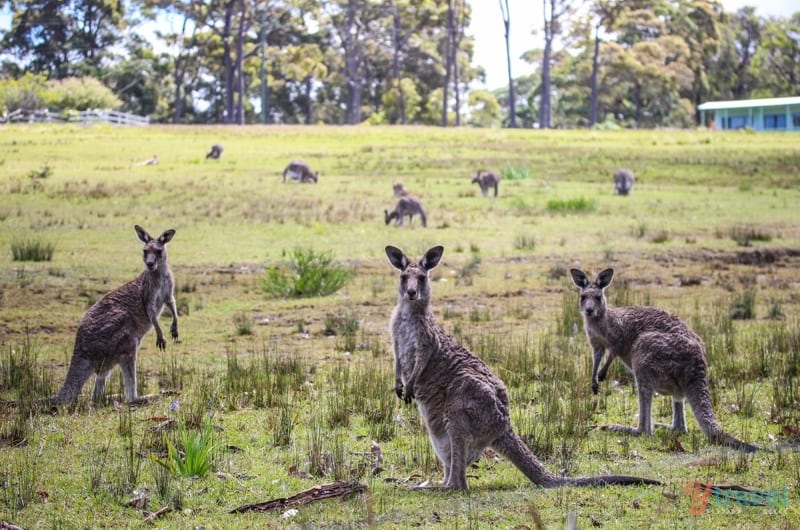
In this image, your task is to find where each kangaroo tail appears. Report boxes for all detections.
[494,430,661,488]
[49,352,93,405]
[686,383,758,452]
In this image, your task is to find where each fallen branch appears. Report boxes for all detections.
[231,480,367,514]
[143,506,172,523]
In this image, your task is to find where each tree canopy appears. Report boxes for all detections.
[0,0,797,127]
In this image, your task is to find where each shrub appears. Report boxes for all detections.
[155,423,215,478]
[11,237,54,262]
[44,77,122,111]
[730,225,772,247]
[261,248,352,298]
[501,166,530,180]
[545,197,596,214]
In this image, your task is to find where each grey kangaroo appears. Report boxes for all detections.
[385,196,427,227]
[613,168,635,195]
[206,143,224,159]
[386,245,661,489]
[282,160,318,183]
[50,226,179,405]
[472,170,499,197]
[570,268,757,452]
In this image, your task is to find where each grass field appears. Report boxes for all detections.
[1,124,799,529]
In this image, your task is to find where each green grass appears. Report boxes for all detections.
[0,125,799,529]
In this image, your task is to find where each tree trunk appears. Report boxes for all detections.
[235,1,246,124]
[343,0,363,124]
[540,0,552,129]
[589,23,601,128]
[222,1,235,124]
[442,0,455,127]
[500,0,517,127]
[391,4,407,124]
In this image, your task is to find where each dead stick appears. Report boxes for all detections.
[143,506,172,523]
[231,481,368,514]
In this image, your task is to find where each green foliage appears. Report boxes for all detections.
[730,288,757,320]
[45,77,122,111]
[501,166,530,180]
[155,423,216,479]
[261,248,352,298]
[545,197,596,213]
[0,73,49,113]
[11,237,54,261]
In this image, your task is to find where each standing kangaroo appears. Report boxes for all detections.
[386,245,660,489]
[613,168,635,195]
[570,268,757,452]
[472,170,499,197]
[282,160,318,183]
[385,196,427,227]
[50,226,179,405]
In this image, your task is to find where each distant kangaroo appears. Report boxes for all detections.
[570,268,757,452]
[613,168,635,195]
[472,170,499,197]
[282,160,318,183]
[206,143,223,159]
[385,196,427,227]
[393,181,410,197]
[49,226,179,405]
[385,245,661,489]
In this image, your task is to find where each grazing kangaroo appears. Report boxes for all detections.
[570,268,757,452]
[385,196,427,228]
[141,155,158,166]
[282,160,318,183]
[614,168,635,195]
[386,245,661,489]
[472,170,499,197]
[206,143,224,159]
[49,226,179,405]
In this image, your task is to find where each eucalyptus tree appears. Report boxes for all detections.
[540,0,573,128]
[0,0,127,78]
[752,13,800,97]
[499,0,517,127]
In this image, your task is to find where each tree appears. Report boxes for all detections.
[752,13,800,97]
[1,0,126,78]
[540,0,573,128]
[499,0,517,127]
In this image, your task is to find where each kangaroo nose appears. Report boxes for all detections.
[407,289,417,299]
[585,307,594,317]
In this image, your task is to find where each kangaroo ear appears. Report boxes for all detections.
[570,268,589,288]
[596,268,614,289]
[135,225,152,243]
[159,229,176,244]
[421,246,444,271]
[385,246,408,271]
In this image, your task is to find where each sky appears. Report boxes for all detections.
[470,0,800,90]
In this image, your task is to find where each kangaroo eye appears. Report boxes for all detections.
[580,295,586,302]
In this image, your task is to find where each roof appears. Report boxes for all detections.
[698,96,800,111]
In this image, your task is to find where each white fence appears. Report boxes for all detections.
[1,108,149,126]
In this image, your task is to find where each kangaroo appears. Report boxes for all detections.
[142,155,158,166]
[613,168,634,195]
[206,143,223,159]
[386,245,661,490]
[570,268,757,452]
[472,170,499,197]
[49,226,179,405]
[385,196,427,228]
[393,182,410,197]
[282,160,318,183]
